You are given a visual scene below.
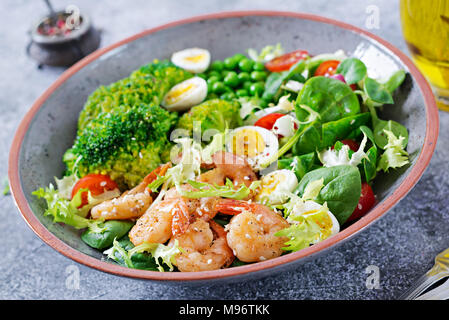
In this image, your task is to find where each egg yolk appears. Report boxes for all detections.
[184,54,206,63]
[255,174,286,201]
[165,83,194,104]
[304,209,333,239]
[232,129,265,158]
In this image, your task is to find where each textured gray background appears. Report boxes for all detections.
[1,0,448,300]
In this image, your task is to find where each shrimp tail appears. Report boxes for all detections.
[215,199,253,215]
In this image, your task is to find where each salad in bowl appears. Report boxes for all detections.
[33,44,409,272]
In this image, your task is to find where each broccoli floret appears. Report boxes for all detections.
[78,60,192,131]
[176,99,242,135]
[65,60,191,188]
[65,103,177,188]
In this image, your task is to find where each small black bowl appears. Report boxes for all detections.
[27,10,101,67]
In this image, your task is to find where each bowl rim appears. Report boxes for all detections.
[9,10,439,281]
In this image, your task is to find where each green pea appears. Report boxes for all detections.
[224,71,239,88]
[220,92,236,100]
[207,70,221,78]
[224,56,239,70]
[237,72,250,83]
[243,81,253,91]
[197,73,207,79]
[253,61,266,71]
[212,81,226,94]
[250,71,268,81]
[210,60,224,71]
[232,53,246,63]
[249,82,265,96]
[236,89,249,97]
[207,76,220,85]
[221,70,232,78]
[238,59,254,72]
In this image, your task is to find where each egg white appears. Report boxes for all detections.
[162,77,207,111]
[226,126,279,171]
[255,169,298,205]
[171,48,211,73]
[287,200,340,239]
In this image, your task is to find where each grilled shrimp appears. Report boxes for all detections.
[170,219,234,272]
[199,151,257,188]
[197,151,258,202]
[217,199,289,263]
[129,197,193,246]
[90,163,170,220]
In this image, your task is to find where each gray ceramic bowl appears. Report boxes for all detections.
[9,11,438,283]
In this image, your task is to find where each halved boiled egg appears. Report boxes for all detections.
[255,169,298,205]
[226,126,278,171]
[287,200,340,242]
[171,48,211,73]
[162,77,207,111]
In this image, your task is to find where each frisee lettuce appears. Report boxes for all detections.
[318,132,369,168]
[377,129,409,172]
[105,238,182,272]
[32,184,105,232]
[275,215,322,252]
[178,179,261,200]
[247,43,284,63]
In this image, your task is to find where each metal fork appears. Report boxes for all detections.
[398,247,449,300]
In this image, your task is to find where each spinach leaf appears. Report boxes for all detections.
[263,59,307,99]
[336,58,367,84]
[374,120,409,149]
[384,70,406,93]
[321,112,371,148]
[366,102,408,149]
[364,77,394,104]
[295,165,362,225]
[81,220,134,250]
[296,76,360,123]
[292,113,370,155]
[292,121,322,155]
[278,153,317,180]
[359,126,378,182]
[106,235,159,271]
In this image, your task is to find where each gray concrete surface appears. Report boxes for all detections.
[1,0,448,300]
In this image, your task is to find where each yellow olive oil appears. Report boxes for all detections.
[400,0,449,110]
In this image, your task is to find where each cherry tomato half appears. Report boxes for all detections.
[254,113,286,130]
[341,139,360,152]
[314,60,340,77]
[71,174,118,208]
[265,50,309,72]
[347,182,376,222]
[331,139,360,153]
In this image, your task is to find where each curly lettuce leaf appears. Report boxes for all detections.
[32,184,105,232]
[179,179,260,200]
[377,129,409,172]
[248,43,284,63]
[275,215,322,252]
[318,132,369,168]
[105,238,182,272]
[128,240,182,272]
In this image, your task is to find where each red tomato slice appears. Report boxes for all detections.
[265,50,309,72]
[347,182,376,222]
[314,60,340,77]
[71,174,118,208]
[254,113,286,130]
